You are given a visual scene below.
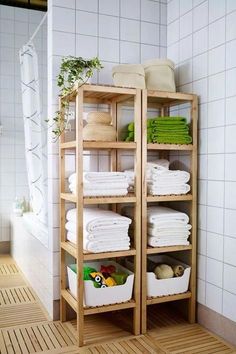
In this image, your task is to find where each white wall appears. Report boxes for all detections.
[47,0,167,317]
[0,5,47,244]
[167,0,236,324]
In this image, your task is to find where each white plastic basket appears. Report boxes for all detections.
[67,260,134,307]
[146,255,191,297]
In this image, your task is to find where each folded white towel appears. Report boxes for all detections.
[149,169,190,184]
[147,206,189,224]
[69,184,129,197]
[65,221,130,236]
[147,184,190,196]
[148,236,190,247]
[69,172,128,184]
[84,240,130,253]
[148,224,192,231]
[147,228,190,238]
[66,208,132,233]
[69,181,129,190]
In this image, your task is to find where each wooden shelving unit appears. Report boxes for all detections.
[59,84,142,346]
[141,89,198,333]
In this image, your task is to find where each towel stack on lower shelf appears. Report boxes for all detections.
[68,172,129,197]
[65,207,132,253]
[147,206,191,247]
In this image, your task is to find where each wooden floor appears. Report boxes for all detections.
[0,255,235,354]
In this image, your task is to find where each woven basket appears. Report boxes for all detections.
[87,111,112,125]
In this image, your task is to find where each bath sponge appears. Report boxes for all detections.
[154,264,174,279]
[172,264,184,277]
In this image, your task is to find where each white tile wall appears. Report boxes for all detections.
[167,0,236,322]
[0,5,47,243]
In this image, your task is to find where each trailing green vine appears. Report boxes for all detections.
[51,56,103,139]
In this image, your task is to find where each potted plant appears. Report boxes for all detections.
[51,56,103,139]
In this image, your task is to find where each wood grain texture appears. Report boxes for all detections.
[0,286,36,306]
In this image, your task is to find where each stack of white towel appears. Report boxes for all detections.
[124,159,190,196]
[147,206,191,247]
[65,207,132,253]
[68,172,129,197]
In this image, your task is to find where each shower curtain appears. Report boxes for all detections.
[19,44,47,224]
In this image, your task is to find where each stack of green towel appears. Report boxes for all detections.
[124,117,192,144]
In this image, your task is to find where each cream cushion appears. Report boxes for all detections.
[112,64,145,89]
[143,59,176,92]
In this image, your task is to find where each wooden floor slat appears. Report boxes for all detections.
[0,286,36,306]
[0,303,48,328]
[0,264,19,276]
[0,322,77,354]
[0,256,235,354]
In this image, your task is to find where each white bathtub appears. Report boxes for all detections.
[22,212,48,247]
[11,213,60,320]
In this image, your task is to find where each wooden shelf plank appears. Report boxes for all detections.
[84,194,136,205]
[61,242,77,258]
[84,300,136,315]
[60,141,76,149]
[83,141,136,150]
[61,141,137,150]
[61,193,77,203]
[83,248,136,261]
[147,245,192,254]
[147,90,195,102]
[61,290,77,313]
[146,194,193,202]
[83,84,137,96]
[147,291,191,305]
[147,143,193,151]
[61,289,136,316]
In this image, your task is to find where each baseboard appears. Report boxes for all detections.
[197,303,236,346]
[0,242,10,254]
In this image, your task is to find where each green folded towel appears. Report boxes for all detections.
[152,126,190,133]
[128,122,134,132]
[152,134,192,144]
[125,131,134,141]
[151,117,187,125]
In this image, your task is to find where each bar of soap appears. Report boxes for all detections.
[111,272,128,285]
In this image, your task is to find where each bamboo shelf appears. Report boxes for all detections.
[59,84,142,347]
[141,89,198,333]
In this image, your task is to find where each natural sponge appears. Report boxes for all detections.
[154,264,174,279]
[172,264,184,277]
